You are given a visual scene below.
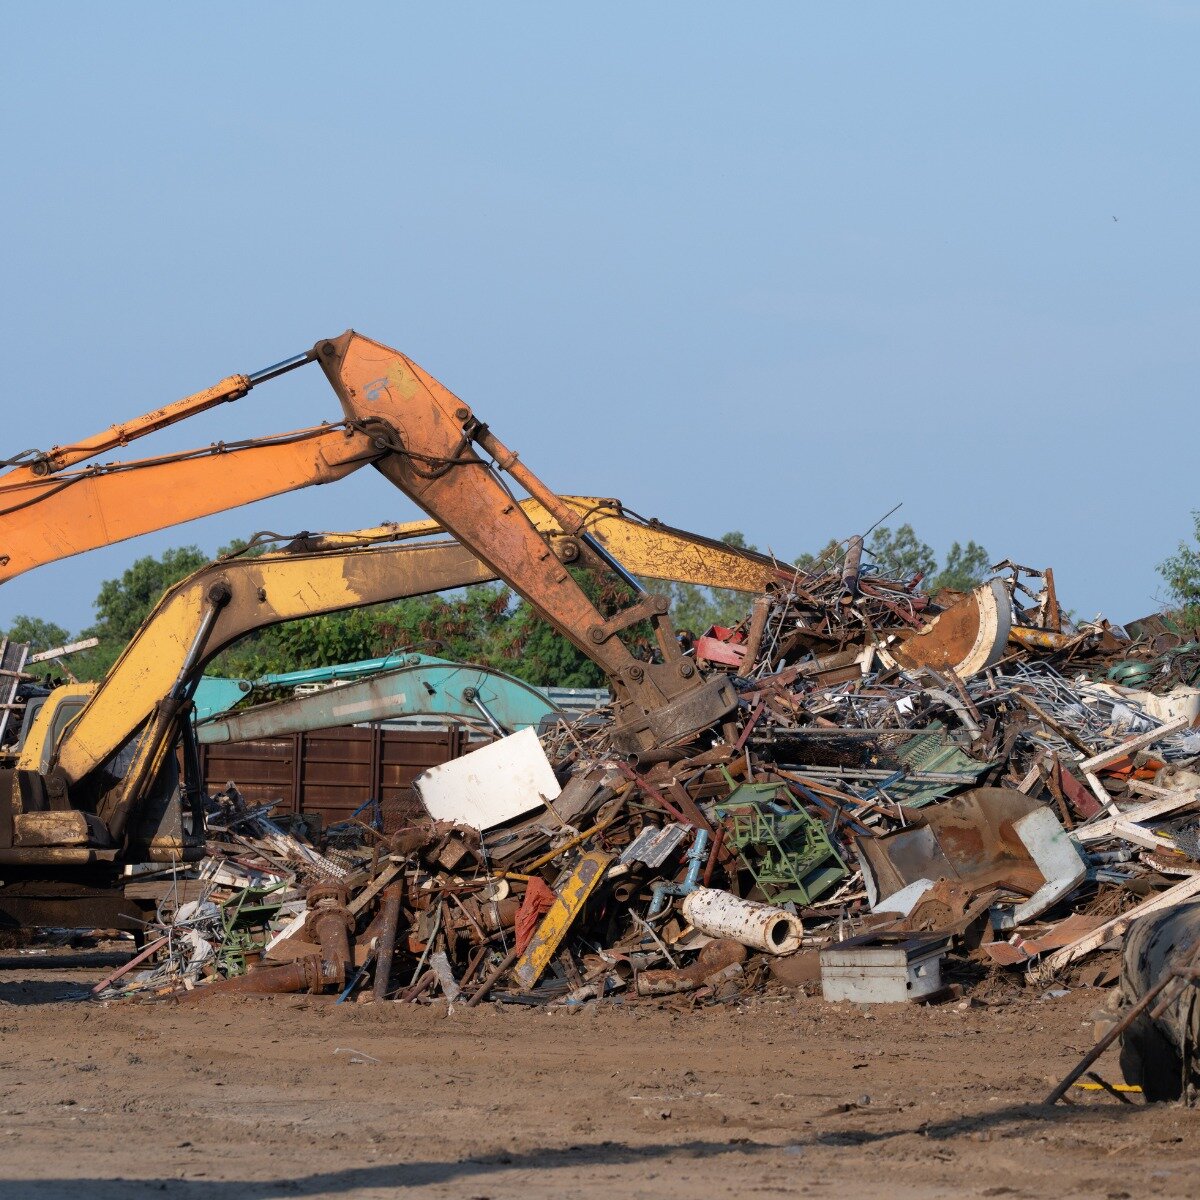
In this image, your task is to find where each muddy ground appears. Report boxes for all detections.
[0,957,1196,1199]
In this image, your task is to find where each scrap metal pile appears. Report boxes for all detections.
[95,548,1200,1020]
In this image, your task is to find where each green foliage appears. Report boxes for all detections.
[69,546,209,679]
[216,537,269,559]
[30,517,1003,691]
[87,546,209,645]
[212,572,623,689]
[930,540,991,594]
[212,585,518,679]
[488,600,608,687]
[1159,511,1200,631]
[489,565,641,687]
[2,615,70,653]
[792,528,991,596]
[867,524,936,581]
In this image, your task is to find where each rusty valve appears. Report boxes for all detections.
[303,884,355,988]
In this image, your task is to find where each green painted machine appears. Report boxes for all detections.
[192,653,564,743]
[713,779,847,906]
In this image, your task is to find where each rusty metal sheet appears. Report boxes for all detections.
[890,580,1011,678]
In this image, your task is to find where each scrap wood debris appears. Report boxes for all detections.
[92,551,1200,1094]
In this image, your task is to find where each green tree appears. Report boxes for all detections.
[489,601,607,687]
[87,546,209,645]
[2,615,70,653]
[867,524,936,581]
[794,538,845,575]
[211,577,620,689]
[1159,512,1200,631]
[930,540,991,593]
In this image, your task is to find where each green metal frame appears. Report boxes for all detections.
[714,780,848,906]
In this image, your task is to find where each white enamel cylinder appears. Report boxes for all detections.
[681,887,803,955]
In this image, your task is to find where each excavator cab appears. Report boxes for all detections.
[2,680,201,868]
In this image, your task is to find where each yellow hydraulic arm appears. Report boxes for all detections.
[304,495,787,596]
[50,503,783,808]
[12,496,786,863]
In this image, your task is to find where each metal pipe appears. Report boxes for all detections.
[841,535,863,596]
[465,946,519,1007]
[178,955,336,1000]
[464,687,509,736]
[170,582,232,700]
[681,887,803,955]
[580,532,648,596]
[648,828,710,917]
[635,939,747,996]
[738,596,770,677]
[372,884,404,1002]
[701,824,725,889]
[307,900,354,988]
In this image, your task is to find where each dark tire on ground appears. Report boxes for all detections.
[1120,1009,1182,1102]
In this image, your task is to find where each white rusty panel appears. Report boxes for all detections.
[998,806,1089,930]
[413,726,561,831]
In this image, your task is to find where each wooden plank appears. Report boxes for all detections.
[1106,821,1174,852]
[1075,789,1200,843]
[1083,771,1121,819]
[1044,873,1200,971]
[1078,716,1190,773]
[348,862,403,916]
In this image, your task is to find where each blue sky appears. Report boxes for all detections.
[2,3,1197,633]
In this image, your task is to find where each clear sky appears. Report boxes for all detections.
[2,3,1197,635]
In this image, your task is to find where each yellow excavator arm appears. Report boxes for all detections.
[9,538,491,859]
[315,495,786,596]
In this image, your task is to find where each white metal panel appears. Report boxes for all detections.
[413,726,561,831]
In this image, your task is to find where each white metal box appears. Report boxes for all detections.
[820,933,950,1004]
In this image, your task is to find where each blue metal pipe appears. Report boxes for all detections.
[647,828,710,918]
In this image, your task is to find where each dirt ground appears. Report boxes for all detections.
[0,956,1196,1199]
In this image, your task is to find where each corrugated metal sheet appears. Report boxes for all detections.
[199,726,470,831]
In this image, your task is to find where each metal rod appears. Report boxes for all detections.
[1042,943,1200,1105]
[580,532,648,596]
[466,946,519,1008]
[464,688,509,737]
[247,351,314,385]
